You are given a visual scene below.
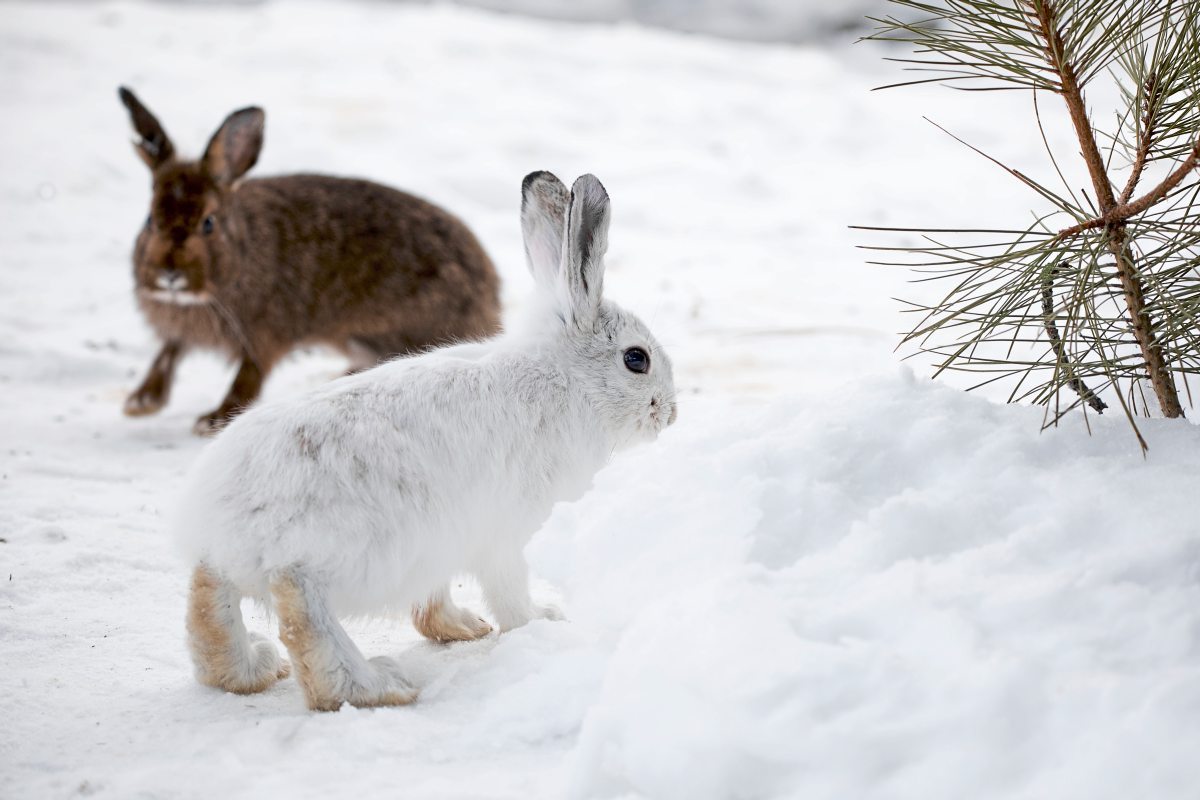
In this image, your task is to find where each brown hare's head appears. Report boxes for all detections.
[120,87,263,306]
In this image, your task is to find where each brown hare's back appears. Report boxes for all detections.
[226,175,500,355]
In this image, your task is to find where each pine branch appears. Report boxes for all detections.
[1028,0,1183,418]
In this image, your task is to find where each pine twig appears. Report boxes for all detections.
[1118,71,1160,205]
[1055,136,1200,239]
[1041,263,1108,413]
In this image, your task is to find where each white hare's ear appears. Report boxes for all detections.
[562,174,609,327]
[520,171,569,292]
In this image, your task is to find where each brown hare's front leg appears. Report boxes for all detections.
[272,568,418,712]
[193,355,265,436]
[412,587,493,643]
[125,340,182,416]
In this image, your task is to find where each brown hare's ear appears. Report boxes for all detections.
[118,86,175,170]
[202,106,265,187]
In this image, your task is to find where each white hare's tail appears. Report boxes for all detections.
[186,564,290,694]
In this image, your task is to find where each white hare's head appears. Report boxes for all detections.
[520,171,677,448]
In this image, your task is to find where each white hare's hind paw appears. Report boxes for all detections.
[350,657,419,709]
[224,634,289,694]
[302,656,418,712]
[248,633,292,684]
[187,564,289,696]
[413,598,493,643]
[194,633,289,695]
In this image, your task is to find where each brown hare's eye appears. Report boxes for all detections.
[202,215,215,235]
[623,347,650,374]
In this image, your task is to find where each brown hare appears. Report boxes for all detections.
[118,87,501,435]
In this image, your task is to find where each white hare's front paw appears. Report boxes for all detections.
[498,603,565,632]
[535,603,565,622]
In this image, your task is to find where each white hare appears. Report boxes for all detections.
[176,172,677,711]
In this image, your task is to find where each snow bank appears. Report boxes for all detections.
[528,373,1200,799]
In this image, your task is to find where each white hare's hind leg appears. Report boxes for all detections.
[186,564,290,694]
[412,586,493,643]
[271,568,418,712]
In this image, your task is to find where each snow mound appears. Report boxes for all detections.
[529,371,1200,799]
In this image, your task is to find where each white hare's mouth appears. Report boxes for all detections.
[636,401,676,441]
[140,288,212,306]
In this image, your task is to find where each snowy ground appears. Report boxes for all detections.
[2,2,1199,799]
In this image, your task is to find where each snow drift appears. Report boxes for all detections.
[532,373,1200,799]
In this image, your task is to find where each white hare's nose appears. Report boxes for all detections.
[650,396,677,428]
[156,269,188,292]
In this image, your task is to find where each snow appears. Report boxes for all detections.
[3,2,1199,799]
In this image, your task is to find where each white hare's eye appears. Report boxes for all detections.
[623,347,650,374]
[202,215,215,235]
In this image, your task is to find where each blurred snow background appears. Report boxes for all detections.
[2,2,1198,799]
[405,0,891,43]
[129,0,893,43]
